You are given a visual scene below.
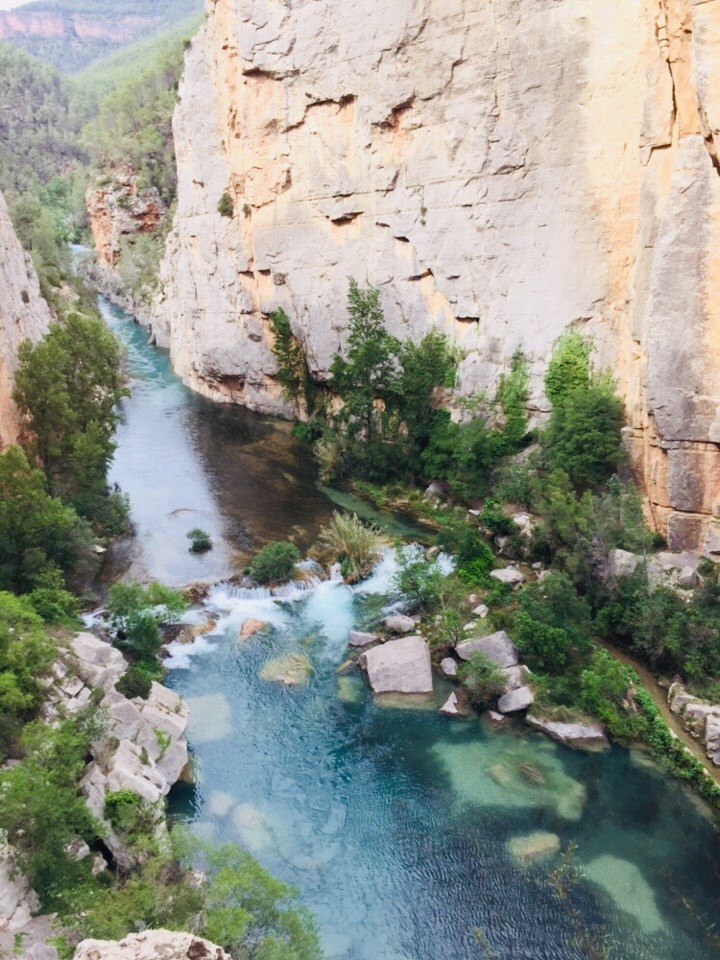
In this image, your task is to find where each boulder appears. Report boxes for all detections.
[527,714,609,751]
[440,657,458,677]
[0,844,37,933]
[456,630,518,669]
[497,685,535,714]
[260,653,312,686]
[507,831,561,864]
[69,633,127,690]
[501,664,530,693]
[348,630,379,648]
[490,567,525,586]
[74,931,230,960]
[439,692,462,716]
[609,548,641,579]
[484,710,510,726]
[383,614,416,634]
[359,636,433,695]
[240,618,268,639]
[472,604,489,619]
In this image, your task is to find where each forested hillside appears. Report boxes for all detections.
[0,0,202,71]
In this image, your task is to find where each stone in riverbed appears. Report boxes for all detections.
[497,685,535,714]
[359,635,433,695]
[439,690,471,717]
[348,630,378,648]
[456,630,518,668]
[383,613,416,634]
[240,618,268,639]
[507,831,561,864]
[260,653,312,686]
[440,657,458,677]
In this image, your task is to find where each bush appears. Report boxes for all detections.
[269,308,316,415]
[187,528,213,554]
[316,512,385,583]
[478,499,515,537]
[544,331,591,407]
[26,586,80,623]
[116,665,153,700]
[0,592,56,754]
[217,190,234,218]
[458,652,505,707]
[105,789,158,842]
[394,550,444,610]
[249,541,300,585]
[513,572,592,676]
[457,553,494,588]
[107,581,186,670]
[580,649,645,740]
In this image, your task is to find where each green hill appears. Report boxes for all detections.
[0,0,203,71]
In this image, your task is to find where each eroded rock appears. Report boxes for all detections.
[359,636,433,695]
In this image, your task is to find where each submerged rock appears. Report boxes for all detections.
[260,653,312,686]
[359,635,433,695]
[527,714,610,751]
[456,630,518,669]
[240,618,268,639]
[507,831,561,864]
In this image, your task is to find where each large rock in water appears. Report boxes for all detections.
[527,714,610,751]
[150,0,720,551]
[456,631,518,669]
[359,636,433,695]
[74,931,229,960]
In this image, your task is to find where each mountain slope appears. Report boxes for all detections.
[0,0,202,71]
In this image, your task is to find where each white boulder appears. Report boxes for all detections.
[527,714,609,750]
[348,631,378,648]
[490,567,525,586]
[74,931,230,960]
[383,614,416,634]
[456,630,518,669]
[440,657,458,677]
[359,636,433,695]
[497,685,535,714]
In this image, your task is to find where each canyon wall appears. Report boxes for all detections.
[0,188,52,446]
[151,0,720,552]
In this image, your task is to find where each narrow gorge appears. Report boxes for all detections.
[133,0,720,553]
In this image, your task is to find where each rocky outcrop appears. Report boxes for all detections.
[359,635,433,695]
[668,682,720,766]
[456,631,518,669]
[87,171,165,270]
[527,715,610,751]
[0,188,52,446]
[152,0,720,550]
[74,931,229,960]
[0,842,38,934]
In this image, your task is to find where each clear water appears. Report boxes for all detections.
[102,298,720,960]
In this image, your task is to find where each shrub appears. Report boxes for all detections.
[394,550,444,610]
[187,528,213,554]
[458,652,505,707]
[105,789,158,841]
[513,573,592,675]
[457,553,494,588]
[478,499,515,537]
[316,512,385,583]
[249,541,300,585]
[26,586,80,623]
[107,581,186,670]
[116,665,153,700]
[217,190,234,218]
[0,592,56,754]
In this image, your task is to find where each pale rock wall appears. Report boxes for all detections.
[0,188,52,447]
[74,931,229,960]
[152,0,720,551]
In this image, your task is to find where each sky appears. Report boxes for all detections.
[0,1,33,10]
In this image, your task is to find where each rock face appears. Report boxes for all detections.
[0,188,52,446]
[152,0,720,550]
[74,931,229,960]
[0,843,38,933]
[359,635,433,694]
[87,171,165,270]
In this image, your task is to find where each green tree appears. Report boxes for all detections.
[544,331,591,407]
[14,312,128,530]
[513,572,592,675]
[543,385,624,490]
[398,330,457,464]
[107,581,186,672]
[269,308,316,415]
[0,446,97,592]
[459,652,505,708]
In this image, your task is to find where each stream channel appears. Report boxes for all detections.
[101,295,720,960]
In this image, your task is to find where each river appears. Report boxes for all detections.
[101,295,720,960]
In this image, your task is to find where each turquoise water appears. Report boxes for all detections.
[103,298,720,960]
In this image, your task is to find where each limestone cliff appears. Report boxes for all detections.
[152,0,720,552]
[0,188,52,446]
